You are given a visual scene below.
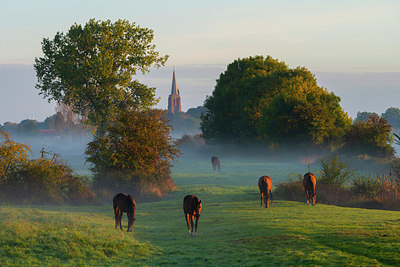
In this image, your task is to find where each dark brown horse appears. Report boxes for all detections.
[183,195,202,237]
[113,193,136,232]
[211,156,221,172]
[303,172,316,206]
[258,176,273,208]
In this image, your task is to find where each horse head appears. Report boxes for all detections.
[195,200,202,217]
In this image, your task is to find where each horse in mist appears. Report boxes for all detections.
[113,193,136,232]
[211,156,221,172]
[303,172,316,206]
[258,176,273,208]
[183,195,202,237]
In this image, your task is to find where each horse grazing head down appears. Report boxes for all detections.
[303,172,317,206]
[211,156,221,172]
[113,193,136,232]
[183,195,202,237]
[258,176,273,208]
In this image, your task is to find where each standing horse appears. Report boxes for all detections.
[211,156,221,172]
[258,176,273,208]
[183,195,202,237]
[303,172,316,206]
[113,193,136,232]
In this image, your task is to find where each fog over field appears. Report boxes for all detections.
[1,64,400,124]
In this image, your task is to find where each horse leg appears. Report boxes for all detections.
[312,191,316,206]
[305,190,309,205]
[266,194,270,208]
[114,207,119,229]
[194,216,200,237]
[260,193,263,208]
[218,163,220,172]
[119,211,124,230]
[190,215,195,237]
[270,190,273,207]
[184,213,190,234]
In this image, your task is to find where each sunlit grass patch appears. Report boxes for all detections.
[0,206,156,266]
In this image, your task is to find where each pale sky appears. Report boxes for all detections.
[0,0,399,124]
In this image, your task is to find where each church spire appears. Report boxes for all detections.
[171,68,179,95]
[168,68,182,114]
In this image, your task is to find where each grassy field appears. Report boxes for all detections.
[1,156,400,266]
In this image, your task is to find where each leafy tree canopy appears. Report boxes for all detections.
[342,114,394,158]
[85,109,180,196]
[382,107,400,129]
[201,55,351,146]
[34,19,168,135]
[354,111,378,123]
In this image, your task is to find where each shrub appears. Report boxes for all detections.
[274,173,304,202]
[316,183,352,206]
[1,149,97,205]
[319,153,356,186]
[342,114,395,158]
[351,174,380,198]
[375,174,400,210]
[390,157,400,183]
[0,130,31,182]
[274,179,304,202]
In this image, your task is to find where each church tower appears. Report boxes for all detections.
[168,69,181,114]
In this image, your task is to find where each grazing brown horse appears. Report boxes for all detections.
[211,156,221,172]
[303,172,316,206]
[183,195,202,237]
[113,193,136,232]
[258,176,273,208]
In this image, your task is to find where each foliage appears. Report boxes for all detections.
[319,153,356,186]
[274,178,304,202]
[393,132,400,147]
[201,55,351,146]
[0,130,31,182]
[34,18,168,135]
[1,149,96,204]
[186,106,208,119]
[342,114,395,158]
[382,107,400,129]
[375,174,400,210]
[1,131,95,204]
[354,111,378,123]
[351,174,380,198]
[259,68,351,145]
[85,109,180,198]
[16,120,39,136]
[391,157,400,183]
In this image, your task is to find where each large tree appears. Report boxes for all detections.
[201,56,351,146]
[85,109,180,197]
[34,19,168,135]
[342,114,394,158]
[382,107,400,130]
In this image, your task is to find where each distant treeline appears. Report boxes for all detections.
[0,107,92,142]
[167,106,207,137]
[355,107,400,130]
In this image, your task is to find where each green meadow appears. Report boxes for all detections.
[1,157,400,266]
